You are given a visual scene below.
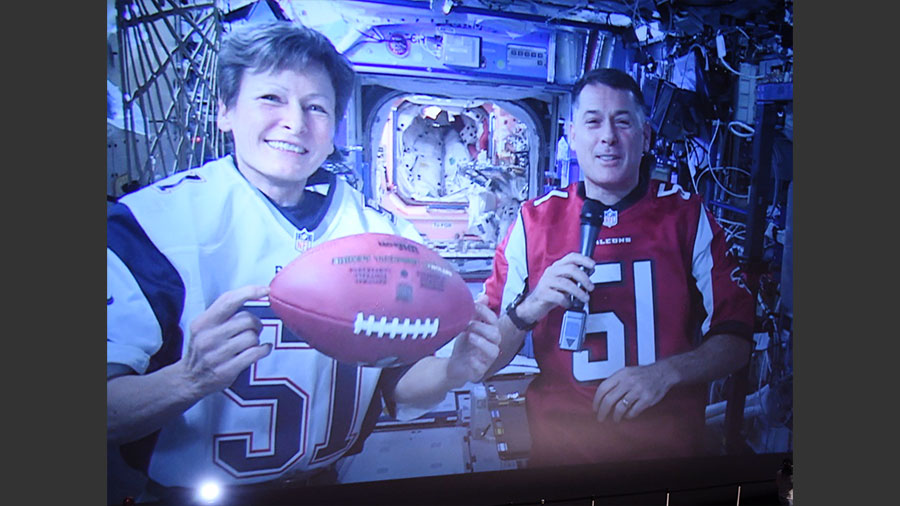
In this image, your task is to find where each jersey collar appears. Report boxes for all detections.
[267,168,336,232]
[577,168,649,213]
[225,154,338,233]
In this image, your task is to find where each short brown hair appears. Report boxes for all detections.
[217,21,356,124]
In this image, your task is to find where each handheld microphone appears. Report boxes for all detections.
[572,199,606,310]
[559,199,606,351]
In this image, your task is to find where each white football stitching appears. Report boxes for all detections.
[353,312,440,340]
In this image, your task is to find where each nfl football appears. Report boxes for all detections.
[269,233,475,367]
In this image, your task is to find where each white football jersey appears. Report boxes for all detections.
[107,156,422,487]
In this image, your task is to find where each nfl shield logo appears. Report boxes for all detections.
[295,229,315,253]
[603,208,618,228]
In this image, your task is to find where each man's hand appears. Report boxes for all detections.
[446,296,502,386]
[591,333,750,424]
[180,284,273,397]
[591,361,680,423]
[516,252,596,324]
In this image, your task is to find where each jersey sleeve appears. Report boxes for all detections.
[482,209,529,316]
[396,216,425,244]
[358,184,424,245]
[692,204,755,342]
[107,248,163,375]
[107,202,187,375]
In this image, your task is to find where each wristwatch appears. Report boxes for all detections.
[505,288,538,331]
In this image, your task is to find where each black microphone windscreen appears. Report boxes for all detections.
[580,199,606,226]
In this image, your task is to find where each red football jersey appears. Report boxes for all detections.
[484,179,754,466]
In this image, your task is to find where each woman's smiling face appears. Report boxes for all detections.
[217,63,337,206]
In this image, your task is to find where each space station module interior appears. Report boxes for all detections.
[108,0,793,482]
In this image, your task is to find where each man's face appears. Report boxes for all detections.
[217,64,336,204]
[569,83,650,200]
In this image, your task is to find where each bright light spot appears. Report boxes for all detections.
[197,481,221,503]
[608,13,632,27]
[635,22,666,43]
[423,106,443,119]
